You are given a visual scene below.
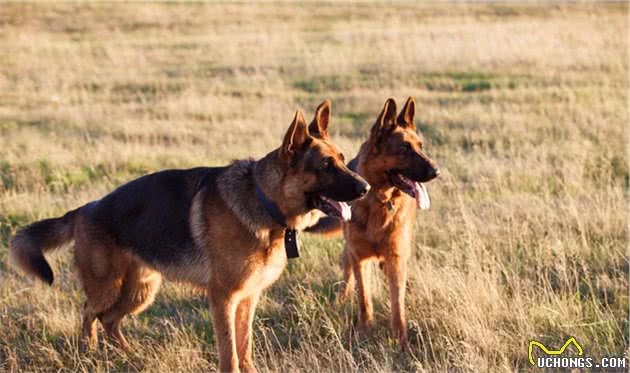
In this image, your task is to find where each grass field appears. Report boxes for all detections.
[0,3,628,372]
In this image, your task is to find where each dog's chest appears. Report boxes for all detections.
[359,196,416,249]
[239,240,287,295]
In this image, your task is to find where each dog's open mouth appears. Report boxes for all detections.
[312,195,352,221]
[390,173,431,210]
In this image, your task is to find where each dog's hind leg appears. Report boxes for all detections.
[80,279,123,349]
[80,271,126,350]
[121,264,162,317]
[99,263,162,351]
[81,302,98,349]
[74,233,127,350]
[98,309,130,351]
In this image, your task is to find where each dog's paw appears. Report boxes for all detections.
[399,335,410,352]
[239,363,258,373]
[356,317,373,334]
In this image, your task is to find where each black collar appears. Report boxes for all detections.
[254,181,300,259]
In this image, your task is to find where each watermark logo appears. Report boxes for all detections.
[528,337,583,366]
[528,337,627,371]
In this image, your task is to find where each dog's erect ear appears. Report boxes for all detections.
[374,97,397,133]
[281,110,310,161]
[368,98,397,151]
[397,96,416,129]
[309,100,331,139]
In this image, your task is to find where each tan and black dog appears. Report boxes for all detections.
[9,101,369,372]
[307,97,439,349]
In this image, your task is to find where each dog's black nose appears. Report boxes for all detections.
[426,167,440,180]
[355,180,370,197]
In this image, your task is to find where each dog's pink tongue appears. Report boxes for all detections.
[415,182,431,210]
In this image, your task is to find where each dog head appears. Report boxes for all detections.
[278,100,369,222]
[364,97,439,209]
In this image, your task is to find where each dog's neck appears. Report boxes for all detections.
[252,151,285,212]
[216,158,277,236]
[356,142,400,203]
[253,151,320,230]
[217,150,318,235]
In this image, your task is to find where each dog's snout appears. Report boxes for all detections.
[355,180,370,198]
[429,167,440,179]
[419,163,440,182]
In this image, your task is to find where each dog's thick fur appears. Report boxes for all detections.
[9,101,368,373]
[308,97,439,349]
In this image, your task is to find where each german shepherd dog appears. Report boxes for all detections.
[9,101,369,372]
[307,97,439,349]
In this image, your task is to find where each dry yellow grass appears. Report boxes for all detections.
[0,3,627,372]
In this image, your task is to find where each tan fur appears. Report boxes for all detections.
[340,98,438,350]
[187,191,215,285]
[73,212,163,351]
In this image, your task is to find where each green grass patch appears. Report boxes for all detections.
[293,75,356,93]
[1,159,176,194]
[414,71,524,92]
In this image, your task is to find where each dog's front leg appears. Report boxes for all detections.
[337,245,355,302]
[384,254,408,350]
[235,292,261,373]
[353,259,373,331]
[209,288,239,372]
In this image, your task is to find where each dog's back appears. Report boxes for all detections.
[87,167,225,267]
[10,167,226,284]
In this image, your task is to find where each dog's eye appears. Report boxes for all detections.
[321,157,334,170]
[339,153,345,162]
[402,142,413,155]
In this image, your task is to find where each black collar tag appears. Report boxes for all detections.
[254,182,300,259]
[284,229,300,258]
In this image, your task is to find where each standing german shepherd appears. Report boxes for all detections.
[307,97,439,349]
[9,101,369,372]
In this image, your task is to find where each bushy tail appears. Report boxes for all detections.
[304,216,343,237]
[9,208,78,285]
